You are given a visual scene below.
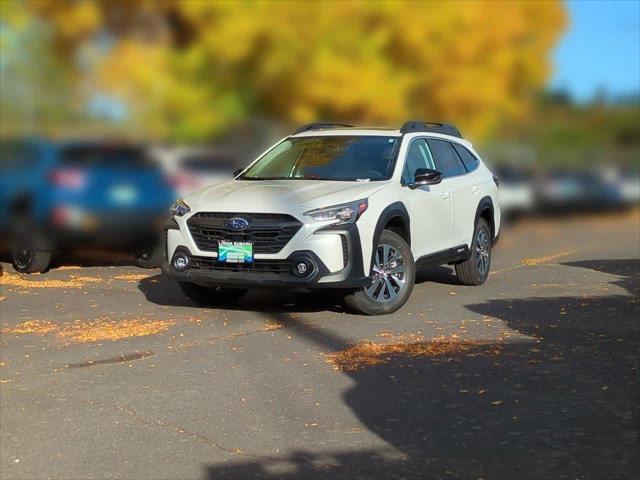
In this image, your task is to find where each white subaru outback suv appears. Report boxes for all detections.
[162,121,500,315]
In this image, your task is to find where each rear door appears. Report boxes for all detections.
[425,138,469,248]
[450,142,484,247]
[402,138,452,257]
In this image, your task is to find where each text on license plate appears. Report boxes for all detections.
[218,241,253,263]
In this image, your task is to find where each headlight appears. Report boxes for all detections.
[304,199,368,225]
[170,199,191,217]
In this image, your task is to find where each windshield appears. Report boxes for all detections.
[240,135,400,181]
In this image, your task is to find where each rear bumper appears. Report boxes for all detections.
[6,213,164,250]
[52,215,164,247]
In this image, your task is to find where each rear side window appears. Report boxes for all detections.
[426,139,465,177]
[452,143,479,172]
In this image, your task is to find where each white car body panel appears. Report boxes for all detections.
[165,128,500,283]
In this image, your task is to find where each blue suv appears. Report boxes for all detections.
[0,138,176,273]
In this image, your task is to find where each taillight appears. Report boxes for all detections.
[49,169,87,190]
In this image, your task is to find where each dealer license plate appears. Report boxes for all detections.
[218,241,253,263]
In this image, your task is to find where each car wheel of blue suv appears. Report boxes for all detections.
[11,228,53,274]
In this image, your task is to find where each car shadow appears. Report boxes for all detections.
[204,259,639,479]
[138,264,467,314]
[137,273,349,314]
[49,248,140,268]
[0,247,139,270]
[415,265,462,286]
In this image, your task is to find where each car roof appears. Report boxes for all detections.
[292,128,402,138]
[291,127,474,148]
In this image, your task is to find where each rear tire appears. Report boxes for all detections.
[455,217,492,285]
[178,282,248,307]
[344,230,415,315]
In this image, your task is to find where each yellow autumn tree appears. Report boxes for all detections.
[19,0,566,141]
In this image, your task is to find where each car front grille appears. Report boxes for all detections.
[187,255,292,275]
[187,212,302,254]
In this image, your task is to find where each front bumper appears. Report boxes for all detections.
[162,217,368,289]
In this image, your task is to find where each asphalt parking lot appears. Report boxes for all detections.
[1,211,638,480]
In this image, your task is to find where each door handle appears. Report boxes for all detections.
[471,185,480,194]
[441,192,450,200]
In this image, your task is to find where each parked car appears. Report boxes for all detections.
[536,169,624,212]
[151,146,237,197]
[0,138,176,273]
[162,121,501,315]
[608,167,640,205]
[493,164,535,216]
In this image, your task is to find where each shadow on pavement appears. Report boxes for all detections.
[204,259,639,480]
[48,248,139,268]
[0,247,138,270]
[137,273,349,313]
[138,265,467,313]
[415,265,462,286]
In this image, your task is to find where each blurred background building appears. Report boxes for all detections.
[0,0,638,260]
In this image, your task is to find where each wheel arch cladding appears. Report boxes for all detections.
[475,196,495,239]
[371,201,411,270]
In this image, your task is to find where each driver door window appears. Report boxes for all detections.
[402,139,435,184]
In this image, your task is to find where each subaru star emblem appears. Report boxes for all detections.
[225,217,250,231]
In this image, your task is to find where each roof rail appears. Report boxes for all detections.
[293,123,354,135]
[400,120,462,138]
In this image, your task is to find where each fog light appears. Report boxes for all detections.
[292,257,314,277]
[296,262,308,275]
[173,254,188,271]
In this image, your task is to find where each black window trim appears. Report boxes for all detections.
[400,136,435,186]
[400,135,481,186]
[450,141,480,173]
[423,136,468,179]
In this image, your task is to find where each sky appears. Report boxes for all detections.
[551,0,640,102]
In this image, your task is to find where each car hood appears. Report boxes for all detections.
[185,179,390,215]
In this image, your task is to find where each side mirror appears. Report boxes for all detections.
[233,168,243,177]
[410,168,442,189]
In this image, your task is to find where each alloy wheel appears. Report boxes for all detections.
[365,244,407,303]
[475,228,490,277]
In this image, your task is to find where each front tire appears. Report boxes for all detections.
[12,247,52,274]
[135,245,164,269]
[455,217,492,285]
[344,230,415,315]
[178,282,248,307]
[11,226,53,274]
